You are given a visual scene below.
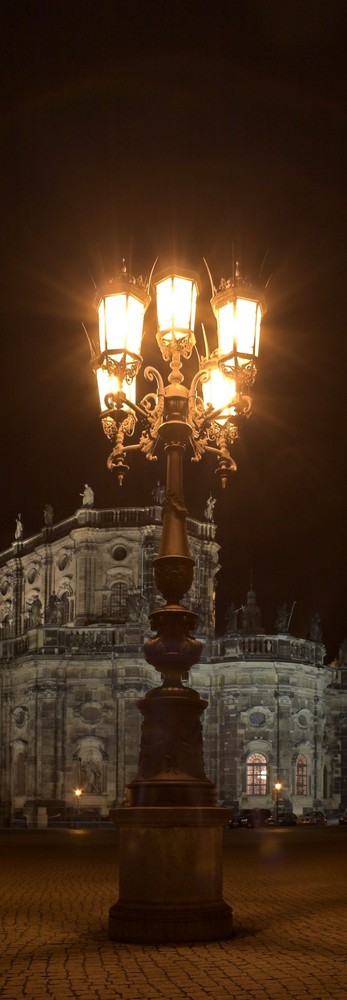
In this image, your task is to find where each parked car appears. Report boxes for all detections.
[228,809,272,829]
[228,807,297,829]
[278,812,297,826]
[234,808,273,828]
[300,811,327,825]
[338,811,347,826]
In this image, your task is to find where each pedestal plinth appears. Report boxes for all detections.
[109,806,233,943]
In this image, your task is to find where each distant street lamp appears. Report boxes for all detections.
[73,787,83,827]
[274,781,282,825]
[89,257,266,943]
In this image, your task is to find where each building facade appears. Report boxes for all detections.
[0,499,346,826]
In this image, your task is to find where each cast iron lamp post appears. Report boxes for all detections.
[73,787,83,827]
[274,781,282,825]
[89,258,266,943]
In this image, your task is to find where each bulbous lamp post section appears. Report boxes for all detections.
[90,259,266,943]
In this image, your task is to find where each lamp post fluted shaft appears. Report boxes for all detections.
[128,406,216,808]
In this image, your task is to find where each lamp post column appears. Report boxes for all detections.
[128,411,216,807]
[108,407,233,942]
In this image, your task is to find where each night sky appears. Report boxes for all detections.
[1,1,346,659]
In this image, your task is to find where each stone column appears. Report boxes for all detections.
[11,554,23,637]
[75,541,97,625]
[42,542,53,621]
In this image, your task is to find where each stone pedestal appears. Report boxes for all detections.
[109,806,233,943]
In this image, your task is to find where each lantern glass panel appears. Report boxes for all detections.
[156,275,197,343]
[201,366,237,424]
[96,367,136,413]
[233,298,259,357]
[217,296,262,362]
[98,292,144,358]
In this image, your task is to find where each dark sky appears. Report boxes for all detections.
[1,0,346,658]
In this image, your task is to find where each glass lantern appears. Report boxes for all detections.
[212,283,265,373]
[154,269,200,357]
[201,362,237,424]
[95,274,150,413]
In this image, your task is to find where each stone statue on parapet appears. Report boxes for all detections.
[310,612,322,643]
[204,493,216,522]
[274,603,290,633]
[30,596,42,627]
[46,592,60,625]
[152,481,165,505]
[338,638,347,665]
[14,514,23,540]
[225,601,238,635]
[80,484,94,507]
[127,590,142,621]
[43,503,54,526]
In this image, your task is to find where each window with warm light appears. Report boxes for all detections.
[246,752,268,795]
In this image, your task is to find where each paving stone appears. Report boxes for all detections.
[0,828,347,1000]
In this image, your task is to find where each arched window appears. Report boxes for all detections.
[246,752,267,795]
[110,583,128,622]
[296,754,307,795]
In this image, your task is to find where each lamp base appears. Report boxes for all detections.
[108,806,233,943]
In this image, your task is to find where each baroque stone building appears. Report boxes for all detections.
[0,496,346,826]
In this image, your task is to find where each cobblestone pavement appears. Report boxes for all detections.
[0,826,346,1000]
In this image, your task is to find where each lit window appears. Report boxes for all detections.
[296,754,307,795]
[247,752,267,795]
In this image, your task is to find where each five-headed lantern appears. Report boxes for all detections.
[91,259,266,487]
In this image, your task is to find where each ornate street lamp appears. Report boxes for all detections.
[89,257,266,943]
[73,787,83,827]
[274,781,282,826]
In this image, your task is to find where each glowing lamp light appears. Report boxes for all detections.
[201,364,237,424]
[96,366,137,414]
[94,274,150,413]
[97,281,149,359]
[212,285,265,368]
[154,270,199,355]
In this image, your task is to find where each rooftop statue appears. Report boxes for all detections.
[204,494,216,522]
[14,514,23,540]
[43,503,54,526]
[152,481,165,505]
[225,601,237,635]
[274,603,290,633]
[80,484,94,507]
[310,612,322,643]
